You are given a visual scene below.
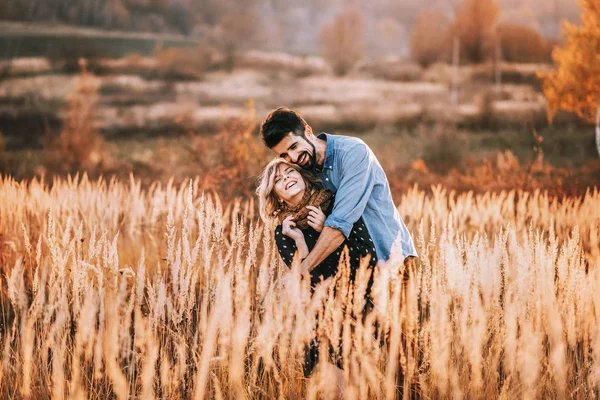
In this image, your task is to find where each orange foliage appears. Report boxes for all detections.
[539,0,600,124]
[154,46,210,80]
[54,59,104,172]
[179,102,271,199]
[498,24,547,63]
[410,9,448,68]
[397,149,586,198]
[320,6,366,76]
[448,0,500,63]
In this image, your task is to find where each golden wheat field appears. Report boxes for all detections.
[0,174,599,399]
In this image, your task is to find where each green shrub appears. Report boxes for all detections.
[422,125,468,174]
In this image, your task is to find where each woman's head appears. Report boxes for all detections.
[257,158,321,222]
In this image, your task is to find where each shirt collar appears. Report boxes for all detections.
[317,132,334,170]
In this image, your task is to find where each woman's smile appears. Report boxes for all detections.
[285,180,297,190]
[274,164,305,206]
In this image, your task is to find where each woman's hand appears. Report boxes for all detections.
[282,216,304,241]
[306,205,326,233]
[282,216,309,260]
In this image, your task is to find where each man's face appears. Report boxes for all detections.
[271,132,317,170]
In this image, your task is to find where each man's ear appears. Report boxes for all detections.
[304,124,314,137]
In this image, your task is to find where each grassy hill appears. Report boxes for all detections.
[0,21,199,60]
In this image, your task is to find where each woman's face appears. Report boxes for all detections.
[273,163,306,206]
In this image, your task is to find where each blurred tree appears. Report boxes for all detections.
[386,0,422,26]
[218,11,260,67]
[125,0,172,7]
[448,0,500,63]
[320,6,366,76]
[258,0,340,53]
[539,0,600,157]
[410,9,448,67]
[499,5,540,30]
[373,17,403,55]
[0,0,28,20]
[183,0,264,67]
[53,59,104,171]
[498,24,547,63]
[180,0,227,26]
[162,1,195,34]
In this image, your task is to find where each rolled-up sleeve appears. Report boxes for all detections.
[324,143,375,238]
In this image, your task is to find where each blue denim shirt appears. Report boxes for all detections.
[316,133,417,261]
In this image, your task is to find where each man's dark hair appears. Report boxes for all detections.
[260,107,309,148]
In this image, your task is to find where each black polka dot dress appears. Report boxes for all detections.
[274,200,378,377]
[274,215,377,287]
[274,208,377,378]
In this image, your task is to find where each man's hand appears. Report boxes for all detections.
[305,205,326,232]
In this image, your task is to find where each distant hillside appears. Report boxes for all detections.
[0,22,199,60]
[0,0,581,58]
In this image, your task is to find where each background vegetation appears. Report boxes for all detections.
[0,176,598,399]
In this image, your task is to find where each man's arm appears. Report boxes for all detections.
[300,226,345,272]
[301,142,375,272]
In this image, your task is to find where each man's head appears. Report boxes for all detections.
[260,107,319,170]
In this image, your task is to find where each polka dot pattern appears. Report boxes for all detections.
[274,216,377,286]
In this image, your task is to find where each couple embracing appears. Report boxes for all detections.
[256,107,418,379]
[257,107,417,275]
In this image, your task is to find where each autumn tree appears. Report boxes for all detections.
[448,0,500,63]
[53,59,104,171]
[320,6,366,76]
[498,24,547,63]
[184,0,264,68]
[371,17,403,55]
[539,0,600,157]
[410,9,448,68]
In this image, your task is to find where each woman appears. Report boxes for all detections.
[256,158,377,376]
[257,158,377,284]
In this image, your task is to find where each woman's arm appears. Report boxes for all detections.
[276,217,310,266]
[294,235,309,260]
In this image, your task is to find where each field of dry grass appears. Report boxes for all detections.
[0,175,599,399]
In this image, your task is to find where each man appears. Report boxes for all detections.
[260,107,417,273]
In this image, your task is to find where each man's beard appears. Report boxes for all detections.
[299,140,318,170]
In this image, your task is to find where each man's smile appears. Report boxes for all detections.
[298,153,308,166]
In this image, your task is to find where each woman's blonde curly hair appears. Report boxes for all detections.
[256,158,322,223]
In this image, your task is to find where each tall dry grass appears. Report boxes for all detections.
[0,175,599,399]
